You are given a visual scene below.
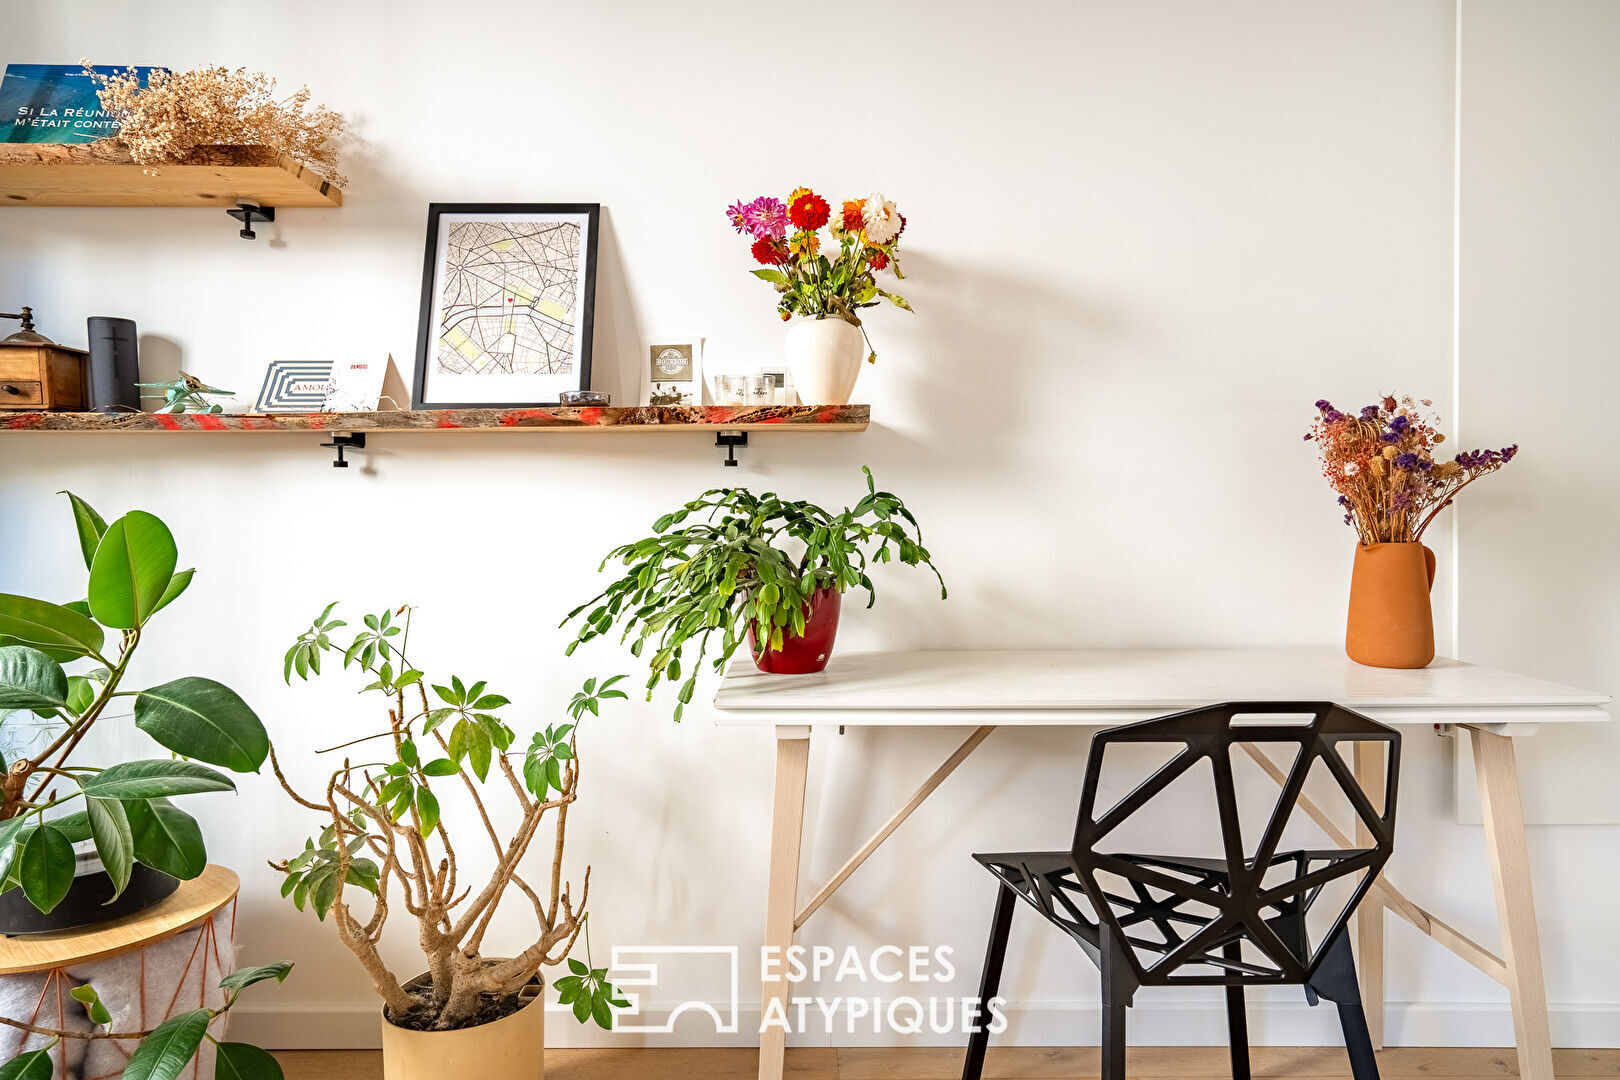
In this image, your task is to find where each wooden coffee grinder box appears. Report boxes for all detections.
[0,306,88,410]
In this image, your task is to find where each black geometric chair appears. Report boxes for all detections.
[962,701,1399,1080]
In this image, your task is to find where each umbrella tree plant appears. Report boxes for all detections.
[0,493,269,915]
[562,467,945,719]
[272,603,626,1032]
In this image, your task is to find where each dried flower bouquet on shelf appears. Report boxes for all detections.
[1306,394,1518,544]
[83,62,345,185]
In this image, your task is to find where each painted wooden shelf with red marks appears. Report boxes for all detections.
[1,404,870,434]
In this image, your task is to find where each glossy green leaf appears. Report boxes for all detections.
[415,787,439,838]
[87,511,179,629]
[19,824,74,913]
[0,1048,54,1080]
[65,674,97,714]
[308,864,339,919]
[87,796,134,899]
[48,810,92,844]
[151,569,195,616]
[0,816,28,884]
[70,982,114,1025]
[0,646,68,711]
[80,760,235,800]
[122,1008,211,1080]
[134,677,268,772]
[126,797,207,880]
[214,1042,285,1080]
[0,594,106,661]
[61,490,108,570]
[219,961,293,993]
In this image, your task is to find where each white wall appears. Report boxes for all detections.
[0,0,1612,1050]
[1453,0,1620,1014]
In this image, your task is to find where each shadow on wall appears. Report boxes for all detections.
[890,248,1135,443]
[816,250,1139,647]
[593,207,645,404]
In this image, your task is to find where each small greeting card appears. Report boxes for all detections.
[255,360,334,413]
[322,356,388,413]
[642,337,704,406]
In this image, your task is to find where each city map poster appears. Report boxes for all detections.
[411,203,600,409]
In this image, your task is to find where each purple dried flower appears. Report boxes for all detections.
[1360,405,1381,420]
[1343,513,1353,525]
[1380,431,1400,443]
[1395,452,1419,468]
[1325,409,1345,422]
[1337,495,1348,506]
[1315,399,1333,411]
[1501,443,1519,461]
[1389,415,1410,433]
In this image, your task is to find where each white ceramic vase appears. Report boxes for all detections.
[784,317,865,405]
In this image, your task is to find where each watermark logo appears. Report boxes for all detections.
[599,944,1006,1037]
[606,945,741,1034]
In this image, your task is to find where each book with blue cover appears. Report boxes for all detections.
[0,64,163,143]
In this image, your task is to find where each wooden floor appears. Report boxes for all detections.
[274,1046,1620,1079]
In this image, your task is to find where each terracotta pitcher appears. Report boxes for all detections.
[1345,542,1436,668]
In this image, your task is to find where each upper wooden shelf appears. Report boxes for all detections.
[0,142,342,208]
[2,404,869,434]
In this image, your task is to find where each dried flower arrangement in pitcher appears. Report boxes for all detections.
[82,62,345,185]
[1306,394,1518,543]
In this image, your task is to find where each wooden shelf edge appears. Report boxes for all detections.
[0,142,342,208]
[1,404,870,434]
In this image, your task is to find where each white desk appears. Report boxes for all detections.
[714,648,1611,1080]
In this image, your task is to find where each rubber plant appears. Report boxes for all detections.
[562,467,945,719]
[0,963,292,1080]
[0,493,271,913]
[272,603,627,1032]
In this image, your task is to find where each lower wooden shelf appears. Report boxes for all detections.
[1,404,869,434]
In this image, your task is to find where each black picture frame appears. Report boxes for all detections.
[411,202,600,410]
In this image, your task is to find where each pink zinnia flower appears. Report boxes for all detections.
[744,197,788,241]
[726,199,751,234]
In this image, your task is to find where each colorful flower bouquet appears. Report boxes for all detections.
[1306,395,1519,544]
[727,188,912,362]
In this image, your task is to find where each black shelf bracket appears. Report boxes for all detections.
[716,430,747,466]
[319,432,365,468]
[227,200,275,240]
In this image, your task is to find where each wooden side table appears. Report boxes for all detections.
[0,865,240,1079]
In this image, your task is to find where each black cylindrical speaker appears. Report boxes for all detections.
[86,316,140,411]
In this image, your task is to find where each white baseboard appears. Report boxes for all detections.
[229,998,1620,1050]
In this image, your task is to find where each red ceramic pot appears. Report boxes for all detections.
[748,586,842,674]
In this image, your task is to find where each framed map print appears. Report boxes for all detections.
[411,203,599,409]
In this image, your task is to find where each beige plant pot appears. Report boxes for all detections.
[784,316,865,405]
[380,979,545,1080]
